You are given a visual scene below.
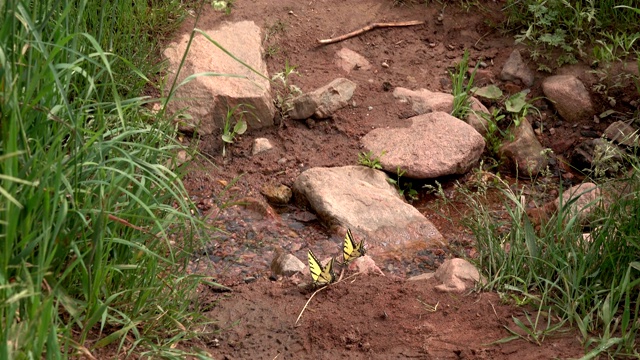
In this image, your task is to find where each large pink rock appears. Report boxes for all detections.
[163,21,275,134]
[293,166,444,251]
[361,112,485,179]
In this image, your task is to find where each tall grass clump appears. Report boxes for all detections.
[464,164,640,357]
[1,0,213,358]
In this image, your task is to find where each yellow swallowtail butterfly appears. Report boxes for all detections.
[307,249,335,287]
[343,228,366,264]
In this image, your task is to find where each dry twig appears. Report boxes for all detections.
[317,20,424,45]
[295,272,361,325]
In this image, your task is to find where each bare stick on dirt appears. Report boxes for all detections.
[317,20,424,45]
[295,272,361,325]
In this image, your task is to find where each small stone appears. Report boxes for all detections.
[169,150,191,168]
[244,277,257,283]
[368,106,373,111]
[305,118,316,128]
[549,128,556,135]
[381,61,389,68]
[501,49,534,87]
[580,130,599,138]
[261,183,293,205]
[252,137,274,155]
[604,121,639,147]
[434,258,483,293]
[288,78,357,119]
[335,47,372,73]
[277,157,287,165]
[542,75,594,123]
[270,251,305,277]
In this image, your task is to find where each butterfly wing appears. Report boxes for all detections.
[321,257,335,284]
[343,229,365,263]
[343,229,356,263]
[308,249,323,283]
[354,239,366,258]
[308,249,335,286]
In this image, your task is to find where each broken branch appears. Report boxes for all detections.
[317,20,424,45]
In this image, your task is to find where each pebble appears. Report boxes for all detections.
[368,106,373,111]
[580,130,600,138]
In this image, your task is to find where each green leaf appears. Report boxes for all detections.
[599,109,616,118]
[234,119,247,135]
[212,1,228,11]
[615,5,640,16]
[523,216,539,258]
[474,85,503,100]
[505,91,528,113]
[221,134,234,143]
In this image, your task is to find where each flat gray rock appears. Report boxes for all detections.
[361,112,485,179]
[293,166,444,251]
[288,78,356,119]
[163,21,275,134]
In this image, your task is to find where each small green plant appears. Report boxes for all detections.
[264,20,287,43]
[211,0,234,14]
[272,60,302,118]
[482,107,507,156]
[423,180,448,204]
[506,0,640,70]
[221,104,250,157]
[449,50,478,119]
[474,87,541,158]
[358,150,387,169]
[387,167,419,201]
[505,90,542,127]
[265,44,280,58]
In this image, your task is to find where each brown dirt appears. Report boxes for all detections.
[168,0,639,358]
[198,276,584,359]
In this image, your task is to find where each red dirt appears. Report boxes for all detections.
[198,276,584,359]
[170,0,638,358]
